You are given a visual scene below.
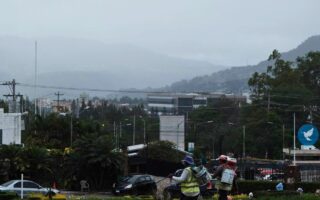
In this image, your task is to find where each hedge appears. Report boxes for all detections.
[0,191,17,200]
[237,180,320,194]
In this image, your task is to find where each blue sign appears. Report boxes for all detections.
[298,124,319,145]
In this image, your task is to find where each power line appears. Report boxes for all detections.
[54,91,64,110]
[1,79,23,113]
[17,82,223,95]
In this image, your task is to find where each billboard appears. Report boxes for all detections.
[160,115,185,150]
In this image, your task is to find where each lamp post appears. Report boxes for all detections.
[68,106,89,147]
[142,119,146,144]
[242,125,246,158]
[282,124,285,160]
[193,120,214,148]
[177,120,185,151]
[133,115,136,145]
[119,122,132,148]
[267,121,286,160]
[139,116,147,144]
[293,112,296,166]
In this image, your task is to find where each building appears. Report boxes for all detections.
[160,115,185,150]
[147,93,246,115]
[283,148,320,164]
[0,108,22,145]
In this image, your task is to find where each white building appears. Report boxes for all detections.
[0,108,22,145]
[160,115,185,151]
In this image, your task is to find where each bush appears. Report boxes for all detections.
[237,180,277,193]
[291,182,320,193]
[254,190,298,197]
[237,180,320,194]
[257,194,319,200]
[0,191,17,200]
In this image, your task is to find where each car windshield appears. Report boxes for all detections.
[120,175,138,184]
[1,180,16,187]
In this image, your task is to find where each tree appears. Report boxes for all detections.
[64,133,125,190]
[245,50,320,158]
[0,100,8,113]
[140,140,184,163]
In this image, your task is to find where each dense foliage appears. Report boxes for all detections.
[0,50,320,191]
[245,50,320,158]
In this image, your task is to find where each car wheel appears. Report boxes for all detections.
[163,189,172,200]
[132,188,138,196]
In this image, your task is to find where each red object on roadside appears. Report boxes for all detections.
[52,182,57,189]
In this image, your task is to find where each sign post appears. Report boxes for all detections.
[297,124,319,150]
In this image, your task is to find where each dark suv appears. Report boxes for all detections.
[112,174,157,196]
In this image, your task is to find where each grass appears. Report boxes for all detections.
[61,194,320,200]
[257,194,318,200]
[21,193,320,200]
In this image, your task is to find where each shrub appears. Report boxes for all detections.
[237,180,277,193]
[291,182,320,193]
[237,180,320,194]
[0,191,17,200]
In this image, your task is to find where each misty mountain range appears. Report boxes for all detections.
[0,35,320,98]
[0,36,224,98]
[166,35,320,94]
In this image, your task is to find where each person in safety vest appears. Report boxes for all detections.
[226,157,238,194]
[212,155,236,200]
[171,155,200,200]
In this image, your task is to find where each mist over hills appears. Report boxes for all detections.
[1,35,320,98]
[0,36,224,97]
[166,35,320,94]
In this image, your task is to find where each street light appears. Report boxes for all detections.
[177,120,185,151]
[242,125,246,158]
[139,116,146,144]
[267,121,285,160]
[193,120,214,147]
[60,106,90,147]
[120,122,132,148]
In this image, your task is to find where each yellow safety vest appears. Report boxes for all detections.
[180,167,200,195]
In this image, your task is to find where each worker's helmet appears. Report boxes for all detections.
[182,155,194,165]
[216,155,228,162]
[227,157,237,167]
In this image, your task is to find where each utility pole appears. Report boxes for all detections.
[143,119,146,144]
[55,92,64,111]
[2,79,23,113]
[282,124,285,160]
[133,115,136,145]
[267,91,270,113]
[70,114,73,147]
[34,41,38,115]
[293,112,296,166]
[242,125,246,158]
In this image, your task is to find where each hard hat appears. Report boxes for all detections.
[216,155,228,161]
[182,155,194,165]
[227,157,237,164]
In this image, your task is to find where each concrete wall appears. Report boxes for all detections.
[0,108,21,145]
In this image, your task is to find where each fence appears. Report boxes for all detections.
[300,165,320,182]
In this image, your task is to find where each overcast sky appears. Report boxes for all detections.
[1,0,320,66]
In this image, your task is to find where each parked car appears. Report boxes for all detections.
[112,174,157,196]
[0,180,59,197]
[162,169,216,200]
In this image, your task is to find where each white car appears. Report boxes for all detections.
[0,180,59,197]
